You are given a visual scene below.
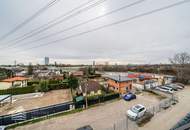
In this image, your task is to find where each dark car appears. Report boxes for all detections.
[123,92,136,101]
[76,125,93,130]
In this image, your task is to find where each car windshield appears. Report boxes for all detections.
[126,94,131,97]
[131,106,140,113]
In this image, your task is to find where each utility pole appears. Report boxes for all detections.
[85,79,88,109]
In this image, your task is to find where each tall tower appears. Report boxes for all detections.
[45,57,49,65]
[14,60,17,67]
[93,61,95,66]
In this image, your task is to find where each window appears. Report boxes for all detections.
[139,108,145,112]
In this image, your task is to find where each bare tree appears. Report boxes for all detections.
[169,52,190,84]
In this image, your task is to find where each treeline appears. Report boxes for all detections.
[0,68,14,80]
[95,64,176,75]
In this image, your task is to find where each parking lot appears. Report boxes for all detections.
[140,86,190,130]
[12,92,161,130]
[9,86,190,130]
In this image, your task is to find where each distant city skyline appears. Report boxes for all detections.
[0,0,190,65]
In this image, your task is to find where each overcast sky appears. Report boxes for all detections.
[0,0,190,65]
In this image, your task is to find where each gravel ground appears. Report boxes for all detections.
[9,86,190,130]
[0,89,72,115]
[12,92,161,130]
[139,86,190,130]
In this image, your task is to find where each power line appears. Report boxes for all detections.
[14,0,190,53]
[0,0,61,41]
[8,0,146,49]
[4,0,96,44]
[1,0,107,49]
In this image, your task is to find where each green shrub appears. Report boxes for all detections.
[27,81,40,86]
[39,80,49,92]
[85,92,120,106]
[49,80,61,84]
[0,86,36,95]
[48,83,69,90]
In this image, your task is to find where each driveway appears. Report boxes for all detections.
[12,92,160,130]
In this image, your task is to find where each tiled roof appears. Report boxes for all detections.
[1,77,29,82]
[81,81,100,94]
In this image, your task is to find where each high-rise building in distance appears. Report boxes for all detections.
[45,57,49,65]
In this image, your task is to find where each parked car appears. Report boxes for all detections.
[76,125,93,130]
[127,104,146,120]
[123,92,136,101]
[161,86,174,93]
[165,85,178,91]
[171,83,184,89]
[175,83,185,88]
[155,86,174,94]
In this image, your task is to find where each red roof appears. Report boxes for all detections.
[127,74,138,78]
[1,77,29,82]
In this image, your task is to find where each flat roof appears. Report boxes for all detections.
[0,94,11,102]
[107,75,133,82]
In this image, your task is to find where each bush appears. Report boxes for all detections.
[48,83,69,90]
[86,92,120,106]
[27,81,40,86]
[0,86,36,95]
[38,80,49,92]
[49,80,61,84]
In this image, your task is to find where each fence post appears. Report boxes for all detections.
[126,115,128,130]
[113,123,116,130]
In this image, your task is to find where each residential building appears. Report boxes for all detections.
[79,80,101,96]
[107,75,133,94]
[69,71,84,77]
[0,77,29,90]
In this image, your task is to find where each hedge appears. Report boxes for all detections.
[27,81,40,86]
[0,86,36,95]
[74,92,120,107]
[87,93,120,106]
[48,83,69,90]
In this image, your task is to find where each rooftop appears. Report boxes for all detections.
[0,77,29,82]
[107,75,133,82]
[0,94,11,102]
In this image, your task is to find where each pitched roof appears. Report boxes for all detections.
[81,81,100,94]
[0,77,29,82]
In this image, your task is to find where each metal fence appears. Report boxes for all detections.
[0,93,120,126]
[106,95,179,130]
[105,116,138,130]
[0,101,74,126]
[147,95,178,115]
